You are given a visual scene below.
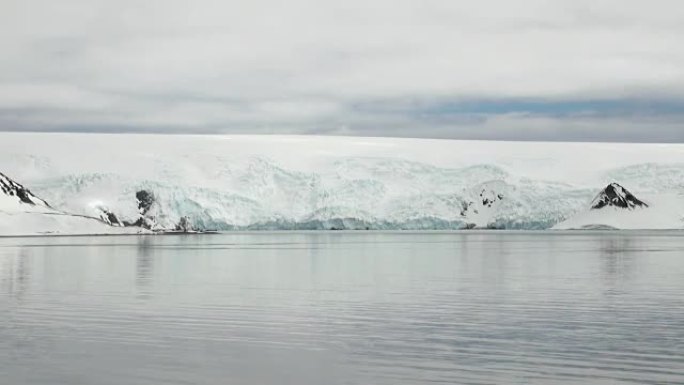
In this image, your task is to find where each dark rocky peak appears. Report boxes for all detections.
[136,190,155,215]
[591,183,648,210]
[121,189,159,230]
[0,171,50,207]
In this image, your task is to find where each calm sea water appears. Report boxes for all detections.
[1,231,683,385]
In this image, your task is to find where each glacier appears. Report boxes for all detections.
[1,133,683,234]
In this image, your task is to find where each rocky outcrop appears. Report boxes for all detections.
[0,171,50,208]
[92,204,124,226]
[591,183,648,210]
[121,190,159,229]
[460,181,507,228]
[175,216,194,232]
[136,190,155,215]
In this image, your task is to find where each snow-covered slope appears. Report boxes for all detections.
[0,211,144,237]
[553,184,684,230]
[1,171,51,212]
[1,171,141,236]
[1,133,683,232]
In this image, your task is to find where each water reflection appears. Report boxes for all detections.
[0,232,683,385]
[135,237,155,295]
[598,236,637,294]
[0,248,32,301]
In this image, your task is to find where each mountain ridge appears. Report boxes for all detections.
[590,183,648,210]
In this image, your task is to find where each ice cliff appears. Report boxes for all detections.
[1,133,683,234]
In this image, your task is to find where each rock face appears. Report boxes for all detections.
[591,183,648,210]
[96,206,123,226]
[175,216,194,232]
[0,171,50,208]
[136,190,155,215]
[122,190,159,229]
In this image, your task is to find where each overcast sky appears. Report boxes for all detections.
[1,0,684,142]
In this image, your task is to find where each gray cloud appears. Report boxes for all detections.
[1,0,683,142]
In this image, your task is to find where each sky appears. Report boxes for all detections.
[1,0,684,142]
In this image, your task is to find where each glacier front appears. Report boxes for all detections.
[1,133,683,233]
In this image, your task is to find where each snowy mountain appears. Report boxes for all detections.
[553,183,684,230]
[0,171,51,210]
[590,183,648,210]
[1,171,141,236]
[1,133,683,234]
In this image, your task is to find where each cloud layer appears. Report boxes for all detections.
[1,0,684,141]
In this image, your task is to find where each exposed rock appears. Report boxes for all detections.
[136,190,155,215]
[123,215,157,230]
[591,183,648,210]
[460,181,506,228]
[0,171,50,207]
[460,201,473,217]
[119,190,160,230]
[93,205,123,226]
[175,216,194,232]
[480,189,504,208]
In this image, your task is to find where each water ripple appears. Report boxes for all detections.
[1,232,684,384]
